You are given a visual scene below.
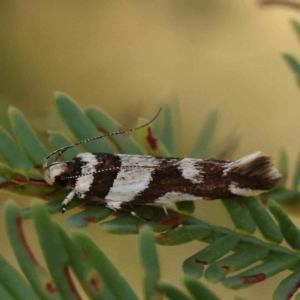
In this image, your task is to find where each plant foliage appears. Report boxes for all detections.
[1,93,300,299]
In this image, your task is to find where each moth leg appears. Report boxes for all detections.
[162,206,169,216]
[61,190,76,213]
[119,207,150,222]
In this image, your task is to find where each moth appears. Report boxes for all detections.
[43,109,281,215]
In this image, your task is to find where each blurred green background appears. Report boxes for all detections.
[1,1,300,299]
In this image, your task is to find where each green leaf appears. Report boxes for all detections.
[0,254,40,300]
[0,283,15,300]
[268,199,300,249]
[292,153,300,190]
[58,226,116,300]
[175,201,195,214]
[292,20,300,41]
[21,193,83,218]
[205,244,269,283]
[273,269,300,300]
[189,110,219,158]
[158,281,191,300]
[278,148,288,185]
[55,92,117,153]
[184,277,221,300]
[159,102,178,156]
[72,231,139,300]
[139,226,162,300]
[66,206,112,228]
[85,107,145,155]
[135,117,170,156]
[0,127,33,171]
[50,132,79,161]
[4,183,65,207]
[267,186,300,203]
[283,53,300,88]
[100,214,144,234]
[32,200,81,300]
[244,197,283,243]
[9,106,49,167]
[0,162,29,184]
[183,234,240,278]
[155,224,211,246]
[100,207,174,234]
[222,198,256,234]
[283,53,300,74]
[223,253,299,289]
[4,200,60,300]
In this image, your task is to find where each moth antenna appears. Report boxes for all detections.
[44,107,162,169]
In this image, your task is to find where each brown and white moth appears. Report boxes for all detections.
[43,110,281,214]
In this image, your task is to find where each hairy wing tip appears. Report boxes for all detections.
[230,151,282,189]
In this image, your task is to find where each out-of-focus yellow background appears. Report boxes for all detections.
[1,1,300,299]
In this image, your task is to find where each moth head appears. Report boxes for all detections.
[43,158,68,186]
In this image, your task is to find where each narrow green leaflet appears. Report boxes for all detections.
[292,153,300,190]
[222,198,256,234]
[184,277,221,300]
[183,234,240,278]
[0,255,40,300]
[55,93,117,153]
[100,214,145,234]
[189,110,219,159]
[0,162,29,184]
[4,183,65,207]
[205,244,269,283]
[66,206,112,228]
[154,100,177,156]
[100,208,183,234]
[283,53,300,74]
[268,199,300,249]
[278,148,288,185]
[59,227,116,300]
[32,200,81,300]
[282,54,300,87]
[158,281,191,300]
[85,107,145,155]
[292,20,300,42]
[72,231,139,300]
[0,128,33,171]
[267,186,300,203]
[20,190,82,219]
[139,226,162,300]
[0,283,15,300]
[9,106,49,167]
[155,224,211,246]
[4,200,60,300]
[244,197,283,244]
[223,253,299,289]
[50,132,79,161]
[135,117,170,156]
[273,269,300,300]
